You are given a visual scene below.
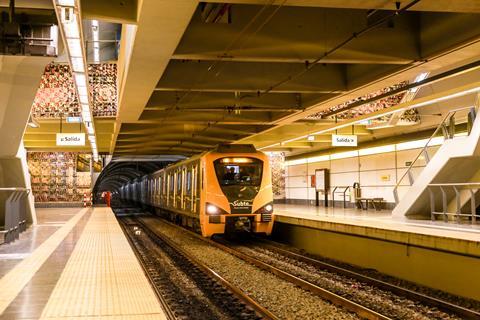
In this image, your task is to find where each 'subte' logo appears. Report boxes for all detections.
[231,200,252,207]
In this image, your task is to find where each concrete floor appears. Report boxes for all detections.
[0,207,165,319]
[274,204,480,241]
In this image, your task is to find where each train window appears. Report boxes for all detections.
[214,158,263,186]
[186,170,192,192]
[177,171,182,193]
[169,174,174,192]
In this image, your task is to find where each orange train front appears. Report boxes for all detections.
[118,144,274,237]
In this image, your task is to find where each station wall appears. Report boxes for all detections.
[283,145,439,207]
[27,152,92,205]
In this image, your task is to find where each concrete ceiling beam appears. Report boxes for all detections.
[81,0,139,24]
[175,5,420,65]
[158,60,347,93]
[147,90,302,109]
[202,0,480,13]
[112,0,199,153]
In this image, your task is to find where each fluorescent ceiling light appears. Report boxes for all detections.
[286,159,307,166]
[79,94,88,104]
[82,113,92,122]
[71,57,84,72]
[307,155,329,163]
[63,19,79,38]
[330,150,358,160]
[57,0,75,6]
[74,72,86,85]
[77,86,88,97]
[67,38,82,57]
[359,144,395,156]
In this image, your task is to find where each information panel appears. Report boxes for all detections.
[315,169,329,192]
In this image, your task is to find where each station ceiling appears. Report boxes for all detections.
[10,1,480,157]
[109,0,480,157]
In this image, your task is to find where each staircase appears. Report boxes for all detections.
[392,103,480,221]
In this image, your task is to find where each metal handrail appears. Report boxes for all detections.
[332,186,351,208]
[393,105,476,204]
[427,182,480,223]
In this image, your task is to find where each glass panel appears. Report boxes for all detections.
[214,158,263,186]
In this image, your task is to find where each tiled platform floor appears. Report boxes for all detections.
[0,207,165,319]
[0,208,83,278]
[275,204,480,241]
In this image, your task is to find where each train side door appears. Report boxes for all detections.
[192,164,199,214]
[184,167,192,212]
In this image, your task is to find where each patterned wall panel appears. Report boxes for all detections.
[307,81,412,120]
[268,152,285,200]
[31,63,117,118]
[27,152,92,203]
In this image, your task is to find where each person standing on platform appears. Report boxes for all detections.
[105,191,111,207]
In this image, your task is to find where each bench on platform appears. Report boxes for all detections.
[356,197,385,211]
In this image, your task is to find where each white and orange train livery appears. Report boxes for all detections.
[119,144,274,237]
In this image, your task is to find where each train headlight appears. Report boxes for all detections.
[206,204,219,215]
[265,204,273,212]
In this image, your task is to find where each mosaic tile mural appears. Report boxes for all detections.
[31,63,117,118]
[307,81,413,120]
[268,152,285,200]
[28,152,92,203]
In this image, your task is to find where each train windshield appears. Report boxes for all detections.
[214,158,263,186]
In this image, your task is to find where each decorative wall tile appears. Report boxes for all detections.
[31,63,117,118]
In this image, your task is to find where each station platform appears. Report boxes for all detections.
[0,207,166,319]
[272,204,480,300]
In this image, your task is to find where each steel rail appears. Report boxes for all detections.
[254,237,480,320]
[119,218,178,320]
[156,218,391,320]
[135,218,280,320]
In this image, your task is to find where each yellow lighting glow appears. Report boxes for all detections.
[220,158,253,163]
[359,144,396,156]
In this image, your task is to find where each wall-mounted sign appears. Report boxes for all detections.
[56,133,85,146]
[332,134,358,147]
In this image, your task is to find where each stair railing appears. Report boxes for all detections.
[393,105,477,204]
[427,182,480,223]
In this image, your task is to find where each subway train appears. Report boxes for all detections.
[118,144,274,237]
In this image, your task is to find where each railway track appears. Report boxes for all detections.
[250,236,480,320]
[151,217,389,320]
[119,210,479,320]
[119,215,278,320]
[155,216,479,320]
[211,235,480,320]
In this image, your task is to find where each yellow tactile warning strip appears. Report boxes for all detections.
[0,207,88,314]
[40,207,166,319]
